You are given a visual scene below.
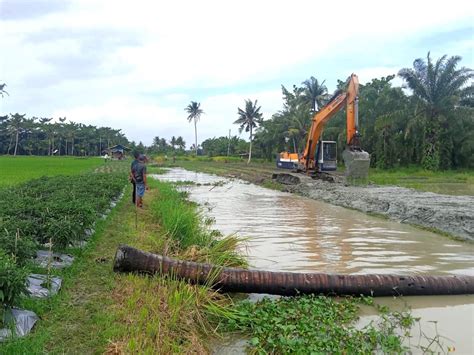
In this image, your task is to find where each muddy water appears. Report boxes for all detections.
[156,168,474,353]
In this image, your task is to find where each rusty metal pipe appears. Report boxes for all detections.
[113,245,474,297]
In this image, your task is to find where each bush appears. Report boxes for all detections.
[0,250,29,308]
[0,228,37,266]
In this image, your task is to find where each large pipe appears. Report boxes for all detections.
[113,245,474,297]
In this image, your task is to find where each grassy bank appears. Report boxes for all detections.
[1,177,245,353]
[0,156,107,187]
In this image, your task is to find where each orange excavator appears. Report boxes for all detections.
[277,74,370,182]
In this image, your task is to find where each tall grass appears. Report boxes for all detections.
[149,180,247,268]
[150,181,211,248]
[114,273,235,353]
[108,181,247,353]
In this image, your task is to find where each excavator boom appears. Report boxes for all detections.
[298,73,370,182]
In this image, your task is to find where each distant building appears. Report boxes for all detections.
[103,144,130,160]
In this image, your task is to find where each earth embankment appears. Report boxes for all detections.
[279,173,474,241]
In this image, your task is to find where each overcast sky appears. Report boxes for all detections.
[1,0,473,147]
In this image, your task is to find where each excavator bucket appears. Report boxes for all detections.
[342,149,370,184]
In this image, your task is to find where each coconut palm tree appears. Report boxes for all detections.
[234,99,263,164]
[170,136,177,151]
[176,136,186,151]
[302,76,327,112]
[398,53,473,170]
[185,101,204,155]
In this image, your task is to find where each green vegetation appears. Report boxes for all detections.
[0,115,129,157]
[369,167,474,195]
[234,99,263,163]
[0,251,29,308]
[254,53,473,171]
[0,190,130,353]
[0,178,244,353]
[0,172,125,255]
[224,295,420,354]
[185,101,204,155]
[0,169,126,331]
[0,156,105,187]
[0,170,434,353]
[150,180,246,267]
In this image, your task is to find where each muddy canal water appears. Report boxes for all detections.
[156,168,474,353]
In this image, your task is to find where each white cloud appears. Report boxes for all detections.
[355,66,404,87]
[1,0,473,145]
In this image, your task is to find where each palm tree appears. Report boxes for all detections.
[176,136,186,151]
[234,99,263,164]
[398,53,473,170]
[185,101,204,155]
[170,136,177,151]
[0,83,9,98]
[302,76,327,112]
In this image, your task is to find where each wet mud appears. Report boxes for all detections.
[275,173,474,241]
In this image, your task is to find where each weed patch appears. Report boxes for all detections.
[223,295,424,354]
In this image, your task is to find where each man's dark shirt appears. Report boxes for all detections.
[133,162,146,183]
[131,159,139,176]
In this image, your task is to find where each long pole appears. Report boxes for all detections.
[227,129,231,156]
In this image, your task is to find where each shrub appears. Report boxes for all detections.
[0,227,37,266]
[0,250,29,308]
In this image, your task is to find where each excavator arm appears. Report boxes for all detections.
[300,74,362,171]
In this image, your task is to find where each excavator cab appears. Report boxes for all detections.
[316,140,337,171]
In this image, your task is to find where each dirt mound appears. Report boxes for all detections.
[287,174,473,241]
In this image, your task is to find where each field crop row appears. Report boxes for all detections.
[0,172,126,314]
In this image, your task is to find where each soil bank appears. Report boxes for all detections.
[274,173,474,242]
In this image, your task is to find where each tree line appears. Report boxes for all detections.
[184,53,473,170]
[147,135,187,154]
[2,52,472,170]
[0,114,129,156]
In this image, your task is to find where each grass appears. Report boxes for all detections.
[0,156,107,187]
[369,166,474,195]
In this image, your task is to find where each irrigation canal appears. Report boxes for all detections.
[155,168,474,353]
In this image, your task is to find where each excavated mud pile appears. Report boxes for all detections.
[283,175,474,241]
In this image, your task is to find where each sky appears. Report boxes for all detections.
[1,0,473,147]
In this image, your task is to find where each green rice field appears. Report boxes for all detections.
[0,156,107,187]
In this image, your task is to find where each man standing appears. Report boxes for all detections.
[130,151,140,204]
[133,154,148,208]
